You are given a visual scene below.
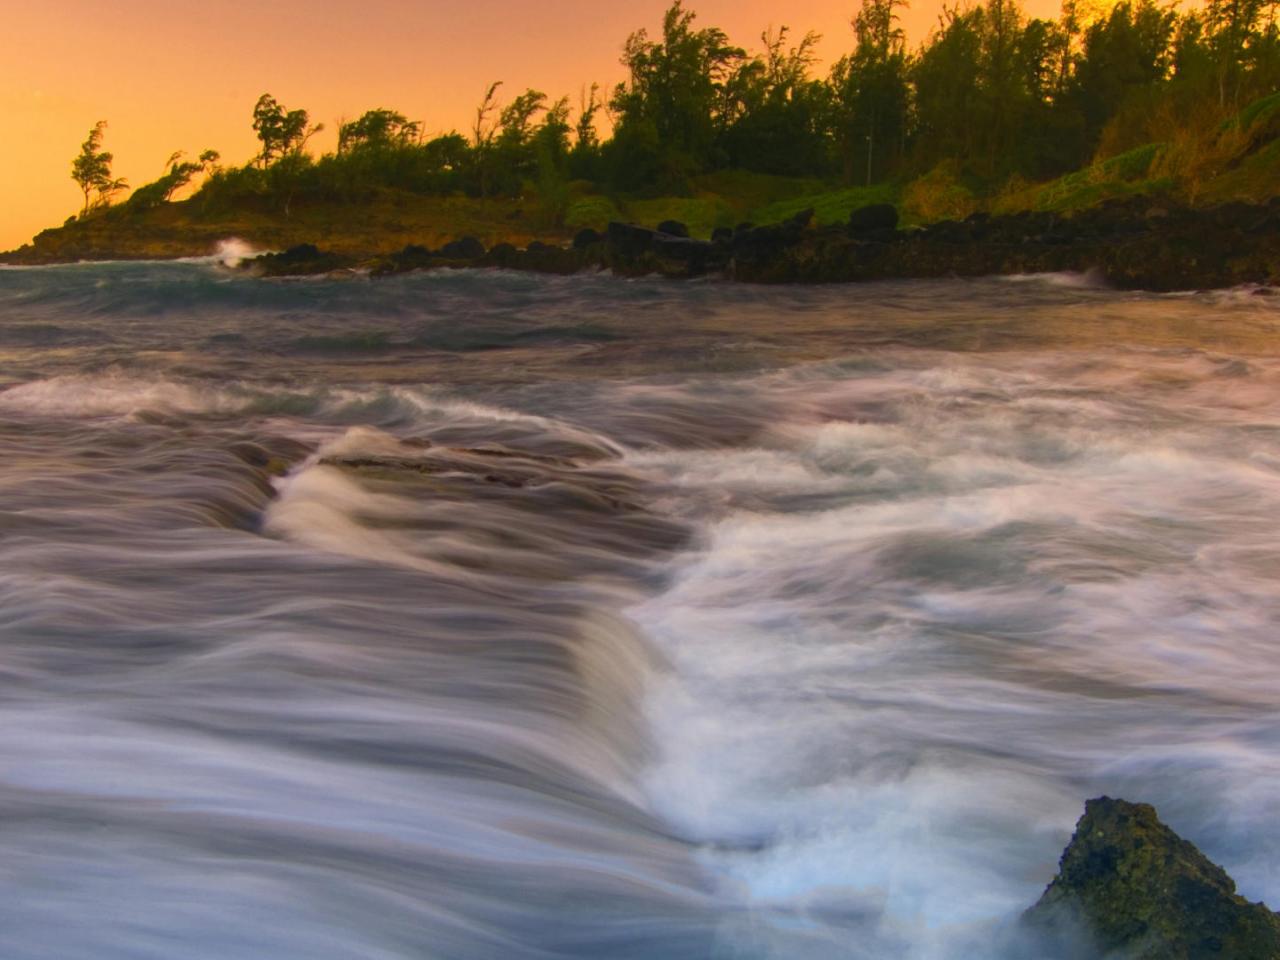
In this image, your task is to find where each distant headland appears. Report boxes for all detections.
[3,0,1277,289]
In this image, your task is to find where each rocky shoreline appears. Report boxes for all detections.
[236,196,1280,292]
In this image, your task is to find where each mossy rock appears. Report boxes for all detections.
[1026,797,1280,959]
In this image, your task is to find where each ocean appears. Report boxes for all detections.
[0,256,1278,958]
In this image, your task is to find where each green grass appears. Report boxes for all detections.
[750,184,897,227]
[563,196,623,230]
[1231,91,1280,133]
[993,143,1170,214]
[1200,137,1280,204]
[1096,143,1164,181]
[621,196,739,237]
[694,169,827,207]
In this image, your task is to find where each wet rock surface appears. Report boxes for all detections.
[1025,797,1280,960]
[230,195,1280,291]
[247,243,356,277]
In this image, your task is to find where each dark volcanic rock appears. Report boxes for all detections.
[439,236,486,260]
[249,244,354,277]
[849,203,899,234]
[1025,797,1280,960]
[483,242,518,267]
[599,221,724,277]
[519,241,582,274]
[231,197,1280,290]
[377,243,435,274]
[606,221,658,257]
[656,219,690,238]
[788,207,815,230]
[651,234,711,260]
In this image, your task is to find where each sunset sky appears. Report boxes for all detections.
[1,0,1065,251]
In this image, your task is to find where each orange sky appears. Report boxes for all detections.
[0,0,1063,251]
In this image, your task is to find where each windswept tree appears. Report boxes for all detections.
[719,27,832,175]
[471,85,564,196]
[128,149,220,210]
[471,81,504,196]
[337,109,421,153]
[569,83,605,179]
[252,94,322,166]
[492,88,548,194]
[70,121,128,215]
[609,1,746,186]
[575,84,603,153]
[497,89,549,148]
[832,0,912,183]
[533,97,573,221]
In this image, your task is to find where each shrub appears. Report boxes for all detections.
[564,196,623,230]
[900,161,978,223]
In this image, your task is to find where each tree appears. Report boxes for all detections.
[533,97,573,223]
[128,149,220,210]
[337,109,421,153]
[610,1,746,186]
[471,81,504,196]
[70,121,128,215]
[720,27,831,175]
[1070,1,1177,137]
[832,0,911,183]
[575,83,603,152]
[1204,0,1273,104]
[252,94,322,166]
[492,88,548,195]
[497,89,548,148]
[570,83,605,179]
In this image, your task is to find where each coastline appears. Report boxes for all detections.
[4,195,1277,293]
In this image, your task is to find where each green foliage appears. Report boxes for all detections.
[610,2,745,181]
[900,161,980,222]
[718,27,834,176]
[1098,141,1164,180]
[750,183,896,225]
[694,169,826,203]
[252,94,322,166]
[563,195,623,230]
[830,0,911,183]
[624,195,737,236]
[129,149,220,211]
[1232,89,1280,134]
[338,110,421,153]
[70,121,128,216]
[165,0,1280,232]
[995,143,1172,212]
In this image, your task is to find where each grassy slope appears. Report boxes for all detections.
[994,93,1280,214]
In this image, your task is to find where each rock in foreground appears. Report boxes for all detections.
[1026,797,1280,959]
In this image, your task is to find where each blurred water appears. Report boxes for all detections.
[0,261,1278,958]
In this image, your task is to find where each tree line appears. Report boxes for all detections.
[73,0,1279,220]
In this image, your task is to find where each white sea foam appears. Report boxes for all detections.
[998,268,1108,288]
[0,375,621,456]
[4,263,1280,959]
[176,237,269,268]
[628,350,1280,958]
[0,374,251,418]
